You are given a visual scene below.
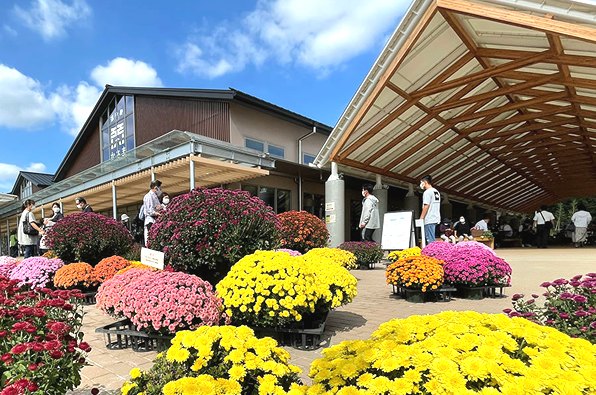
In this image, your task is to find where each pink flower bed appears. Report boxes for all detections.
[0,256,18,278]
[97,270,228,334]
[0,256,18,265]
[444,248,511,287]
[273,248,302,256]
[421,241,455,262]
[454,240,496,256]
[9,257,64,289]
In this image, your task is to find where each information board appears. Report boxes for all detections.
[381,210,415,250]
[141,247,165,270]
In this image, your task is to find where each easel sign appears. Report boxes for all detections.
[381,210,415,251]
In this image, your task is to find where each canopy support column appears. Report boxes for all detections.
[373,175,388,244]
[325,162,345,247]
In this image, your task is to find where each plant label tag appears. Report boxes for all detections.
[141,247,165,270]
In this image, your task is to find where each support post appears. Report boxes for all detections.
[325,162,345,247]
[59,200,63,214]
[151,166,156,182]
[466,203,477,224]
[441,193,453,221]
[298,171,302,211]
[189,156,195,190]
[112,182,117,220]
[6,220,10,254]
[41,205,45,219]
[372,175,388,244]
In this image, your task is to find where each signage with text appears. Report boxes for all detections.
[141,247,165,270]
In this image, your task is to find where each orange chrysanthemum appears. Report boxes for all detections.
[53,262,98,289]
[94,256,130,283]
[385,255,444,292]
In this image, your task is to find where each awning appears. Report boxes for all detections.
[316,0,596,212]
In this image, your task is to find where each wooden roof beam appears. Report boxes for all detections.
[480,130,575,150]
[475,48,596,68]
[473,118,578,140]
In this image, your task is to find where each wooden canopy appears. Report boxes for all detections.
[319,0,596,212]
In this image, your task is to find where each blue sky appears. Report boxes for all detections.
[0,0,411,192]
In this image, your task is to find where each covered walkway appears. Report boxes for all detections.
[316,0,596,213]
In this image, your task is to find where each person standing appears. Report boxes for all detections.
[75,197,93,213]
[419,175,441,245]
[143,180,163,247]
[161,193,170,211]
[9,230,18,258]
[571,203,592,248]
[17,199,44,259]
[533,205,555,249]
[359,184,380,241]
[39,202,63,255]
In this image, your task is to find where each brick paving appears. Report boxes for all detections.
[67,247,596,394]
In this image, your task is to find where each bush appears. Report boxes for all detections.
[278,211,329,253]
[421,240,454,261]
[122,242,142,261]
[147,187,280,284]
[120,326,302,395]
[0,276,91,395]
[339,241,383,267]
[94,256,130,283]
[385,255,444,291]
[506,273,596,343]
[97,269,227,334]
[387,247,421,263]
[0,256,18,278]
[45,212,134,265]
[444,246,511,287]
[305,311,596,394]
[216,251,357,328]
[9,257,64,289]
[53,262,98,290]
[303,248,357,269]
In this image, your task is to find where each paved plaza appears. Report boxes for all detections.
[67,247,595,394]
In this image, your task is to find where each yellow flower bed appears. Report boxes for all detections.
[216,251,357,328]
[299,311,596,394]
[115,260,159,275]
[387,247,421,263]
[120,325,302,395]
[304,248,357,269]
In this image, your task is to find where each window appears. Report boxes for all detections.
[20,180,32,199]
[100,95,135,162]
[303,154,316,165]
[245,138,265,152]
[268,145,285,159]
[242,185,291,213]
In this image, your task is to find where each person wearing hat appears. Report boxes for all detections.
[439,217,456,244]
[120,213,131,232]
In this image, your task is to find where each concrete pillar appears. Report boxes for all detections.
[372,175,388,244]
[466,203,476,224]
[441,193,453,221]
[6,220,10,254]
[325,162,345,247]
[112,182,118,220]
[404,184,420,218]
[151,166,156,182]
[41,205,45,219]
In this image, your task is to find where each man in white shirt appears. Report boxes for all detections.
[533,205,555,249]
[419,175,441,245]
[143,180,163,247]
[474,217,490,231]
[571,203,592,248]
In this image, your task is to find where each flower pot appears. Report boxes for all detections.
[252,311,329,350]
[95,319,174,352]
[471,229,485,238]
[404,288,427,303]
[456,286,485,300]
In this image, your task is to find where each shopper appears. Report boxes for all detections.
[359,184,380,241]
[571,203,592,248]
[39,202,63,255]
[142,180,163,246]
[533,205,555,249]
[453,216,473,242]
[419,175,441,245]
[18,199,44,258]
[75,197,93,213]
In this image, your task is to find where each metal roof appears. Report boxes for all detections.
[9,172,54,195]
[316,0,596,212]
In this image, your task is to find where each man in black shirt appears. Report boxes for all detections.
[453,216,473,242]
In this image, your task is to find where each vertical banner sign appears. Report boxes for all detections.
[109,108,126,159]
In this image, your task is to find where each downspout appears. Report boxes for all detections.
[298,126,317,211]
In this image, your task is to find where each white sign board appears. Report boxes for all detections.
[381,211,415,250]
[325,202,335,211]
[141,247,165,270]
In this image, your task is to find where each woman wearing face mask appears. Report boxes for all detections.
[18,199,44,258]
[161,193,170,210]
[39,202,62,255]
[453,216,473,242]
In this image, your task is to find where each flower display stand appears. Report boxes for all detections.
[357,262,376,270]
[392,285,456,303]
[95,319,174,352]
[82,291,97,305]
[456,286,486,300]
[252,312,328,351]
[484,284,510,298]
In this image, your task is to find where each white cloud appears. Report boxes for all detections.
[3,25,17,37]
[0,64,60,128]
[90,58,163,87]
[14,0,91,41]
[176,0,409,78]
[0,162,47,193]
[0,58,162,135]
